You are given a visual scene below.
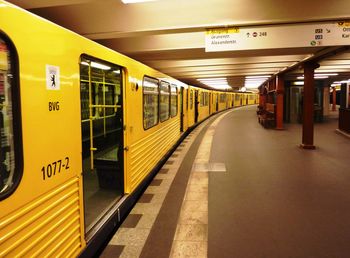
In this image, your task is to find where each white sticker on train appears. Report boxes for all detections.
[46,64,60,90]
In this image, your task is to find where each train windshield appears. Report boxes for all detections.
[0,36,21,200]
[80,56,124,232]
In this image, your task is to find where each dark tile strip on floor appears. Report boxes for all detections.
[139,123,212,258]
[100,245,124,258]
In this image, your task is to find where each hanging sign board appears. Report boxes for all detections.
[205,21,350,52]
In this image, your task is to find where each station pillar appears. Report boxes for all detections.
[276,76,284,130]
[332,87,337,111]
[300,61,319,149]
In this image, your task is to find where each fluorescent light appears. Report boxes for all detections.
[297,76,329,79]
[91,61,111,70]
[293,81,304,85]
[205,82,229,86]
[245,78,267,81]
[198,78,227,82]
[113,70,121,74]
[245,85,259,89]
[121,0,156,3]
[208,85,231,90]
[245,75,271,79]
[81,61,111,70]
[315,73,338,76]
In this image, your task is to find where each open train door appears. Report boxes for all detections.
[79,56,124,236]
[194,90,199,123]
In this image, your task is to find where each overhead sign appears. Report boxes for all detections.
[205,21,350,52]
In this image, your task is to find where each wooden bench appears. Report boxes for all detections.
[258,103,276,128]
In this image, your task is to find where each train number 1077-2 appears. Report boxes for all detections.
[41,157,70,180]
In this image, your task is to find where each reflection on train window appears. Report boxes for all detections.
[143,76,159,129]
[160,81,170,122]
[0,36,22,200]
[170,84,178,117]
[80,56,124,231]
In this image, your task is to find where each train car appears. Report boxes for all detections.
[0,2,187,257]
[187,85,210,127]
[0,1,258,257]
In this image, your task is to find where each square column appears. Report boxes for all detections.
[276,76,284,130]
[300,61,319,149]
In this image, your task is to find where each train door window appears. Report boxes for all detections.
[80,56,124,232]
[143,76,159,129]
[160,81,170,122]
[170,84,178,117]
[0,35,22,200]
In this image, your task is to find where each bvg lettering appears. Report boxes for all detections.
[49,101,60,111]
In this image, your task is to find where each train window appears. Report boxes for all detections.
[0,35,22,200]
[170,84,178,117]
[160,81,170,122]
[220,93,226,103]
[190,90,193,109]
[143,76,159,129]
[201,92,209,106]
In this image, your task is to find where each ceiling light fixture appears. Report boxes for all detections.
[296,76,329,79]
[293,81,304,85]
[121,0,156,3]
[245,75,271,79]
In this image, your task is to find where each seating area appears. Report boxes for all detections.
[257,103,276,128]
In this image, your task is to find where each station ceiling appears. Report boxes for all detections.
[7,0,350,91]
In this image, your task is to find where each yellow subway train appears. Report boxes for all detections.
[0,1,257,257]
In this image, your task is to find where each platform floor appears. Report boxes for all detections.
[100,105,350,258]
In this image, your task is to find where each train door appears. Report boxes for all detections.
[216,94,219,112]
[195,90,199,123]
[79,56,124,233]
[180,87,184,132]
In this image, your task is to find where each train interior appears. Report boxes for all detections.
[79,56,124,231]
[0,36,16,197]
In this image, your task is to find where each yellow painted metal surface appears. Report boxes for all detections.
[129,118,180,191]
[0,178,82,257]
